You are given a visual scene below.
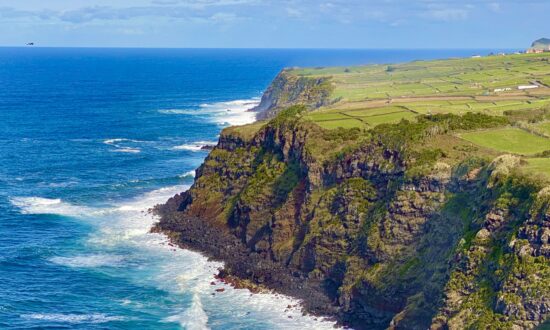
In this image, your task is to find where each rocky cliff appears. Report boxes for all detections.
[154,106,550,329]
[252,70,334,119]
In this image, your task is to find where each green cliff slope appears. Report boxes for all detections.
[157,54,550,329]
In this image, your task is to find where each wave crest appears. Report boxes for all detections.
[158,98,260,126]
[9,197,87,217]
[163,293,210,330]
[21,313,124,324]
[172,141,217,152]
[103,138,142,153]
[179,170,196,178]
[49,254,125,268]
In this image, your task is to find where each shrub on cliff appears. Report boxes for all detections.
[372,112,509,151]
[269,104,307,127]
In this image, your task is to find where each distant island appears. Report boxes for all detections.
[155,51,550,329]
[527,38,550,53]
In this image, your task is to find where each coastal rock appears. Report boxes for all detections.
[252,70,334,120]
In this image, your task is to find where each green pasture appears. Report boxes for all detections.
[523,158,550,178]
[293,53,550,103]
[460,128,550,155]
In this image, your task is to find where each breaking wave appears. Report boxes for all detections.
[163,294,210,330]
[12,186,337,329]
[9,197,91,217]
[49,254,125,268]
[103,138,143,153]
[158,98,260,126]
[172,141,217,152]
[20,313,124,324]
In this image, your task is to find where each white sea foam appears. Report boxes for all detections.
[159,98,260,126]
[9,196,118,219]
[172,145,203,151]
[21,313,124,324]
[179,170,196,178]
[9,197,90,217]
[103,138,142,145]
[111,147,141,153]
[47,181,80,188]
[103,138,143,153]
[21,184,337,329]
[163,294,210,330]
[49,254,124,268]
[158,109,196,115]
[89,186,336,329]
[104,138,126,145]
[172,141,217,152]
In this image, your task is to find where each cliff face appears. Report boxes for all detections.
[252,70,334,120]
[155,108,550,329]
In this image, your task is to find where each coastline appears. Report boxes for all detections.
[151,97,344,326]
[151,208,339,321]
[152,54,550,330]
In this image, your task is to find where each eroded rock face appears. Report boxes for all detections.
[154,122,550,330]
[252,70,334,120]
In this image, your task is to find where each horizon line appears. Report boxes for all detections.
[0,45,523,51]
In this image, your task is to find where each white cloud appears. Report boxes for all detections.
[424,7,469,21]
[285,7,302,18]
[488,2,501,12]
[209,12,239,22]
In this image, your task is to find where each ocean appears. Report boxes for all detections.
[0,48,510,329]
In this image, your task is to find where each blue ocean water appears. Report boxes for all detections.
[0,48,512,329]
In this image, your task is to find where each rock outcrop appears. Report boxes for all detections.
[252,69,334,119]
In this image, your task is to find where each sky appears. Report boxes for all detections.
[0,0,548,48]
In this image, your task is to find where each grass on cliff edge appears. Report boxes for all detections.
[222,121,265,141]
[523,158,550,178]
[227,54,550,178]
[459,128,550,156]
[292,53,550,102]
[293,53,550,129]
[534,121,550,136]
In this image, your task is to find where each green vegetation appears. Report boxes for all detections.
[223,121,265,141]
[535,121,550,135]
[524,158,550,178]
[294,53,550,102]
[460,128,550,155]
[290,53,550,129]
[163,53,550,330]
[314,118,366,129]
[228,54,550,178]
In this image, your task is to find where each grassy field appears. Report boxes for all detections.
[293,53,550,129]
[235,53,550,178]
[305,105,416,129]
[314,118,366,130]
[294,53,550,102]
[459,128,550,155]
[534,121,550,135]
[523,158,550,178]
